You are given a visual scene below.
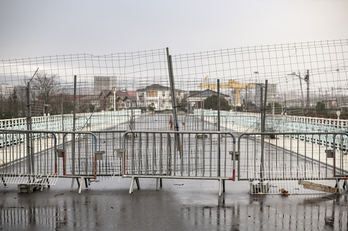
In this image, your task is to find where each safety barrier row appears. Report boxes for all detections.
[1,128,347,195]
[0,129,107,193]
[122,130,236,196]
[236,132,348,194]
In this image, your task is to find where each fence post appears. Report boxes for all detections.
[260,80,268,181]
[166,48,181,154]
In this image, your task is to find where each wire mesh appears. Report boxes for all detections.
[0,39,347,128]
[1,39,348,192]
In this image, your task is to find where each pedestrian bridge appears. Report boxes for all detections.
[0,111,347,195]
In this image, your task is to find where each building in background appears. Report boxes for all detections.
[254,83,277,107]
[99,89,137,111]
[137,84,186,112]
[187,89,230,113]
[0,84,14,99]
[94,76,117,95]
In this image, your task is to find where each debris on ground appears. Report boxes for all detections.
[279,188,289,195]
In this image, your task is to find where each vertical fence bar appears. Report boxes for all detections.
[145,133,148,175]
[138,132,141,175]
[160,133,163,175]
[217,79,221,178]
[210,134,212,177]
[152,133,155,175]
[188,134,191,176]
[181,133,183,176]
[131,133,135,175]
[195,133,198,177]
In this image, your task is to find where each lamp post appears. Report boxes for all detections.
[287,70,309,115]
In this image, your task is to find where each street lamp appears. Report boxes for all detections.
[287,70,309,115]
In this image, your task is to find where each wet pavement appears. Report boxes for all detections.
[1,114,348,230]
[0,178,347,230]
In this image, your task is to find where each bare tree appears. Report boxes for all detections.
[31,72,60,104]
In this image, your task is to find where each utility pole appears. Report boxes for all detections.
[287,70,309,115]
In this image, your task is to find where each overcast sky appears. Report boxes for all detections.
[1,0,347,60]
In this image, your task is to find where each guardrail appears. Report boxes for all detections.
[122,130,236,196]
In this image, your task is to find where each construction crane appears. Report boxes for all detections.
[198,79,255,105]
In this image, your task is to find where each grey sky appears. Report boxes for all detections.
[1,0,347,60]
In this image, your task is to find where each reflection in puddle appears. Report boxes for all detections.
[182,195,348,230]
[0,196,103,230]
[0,192,347,230]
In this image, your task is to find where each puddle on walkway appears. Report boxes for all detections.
[0,183,347,230]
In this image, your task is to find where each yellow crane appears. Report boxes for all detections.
[198,78,255,106]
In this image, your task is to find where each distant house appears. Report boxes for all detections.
[99,89,137,111]
[78,95,100,111]
[322,98,338,109]
[187,89,230,113]
[136,84,186,112]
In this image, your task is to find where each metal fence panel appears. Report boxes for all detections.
[237,132,348,194]
[123,131,236,179]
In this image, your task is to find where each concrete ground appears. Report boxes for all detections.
[0,177,347,231]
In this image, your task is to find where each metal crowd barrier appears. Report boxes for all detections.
[0,129,104,193]
[122,130,236,196]
[237,132,348,195]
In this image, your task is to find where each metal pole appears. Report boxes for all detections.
[72,75,77,175]
[217,79,221,177]
[306,70,309,115]
[26,67,39,175]
[114,88,116,111]
[260,80,268,181]
[166,48,181,153]
[61,94,64,131]
[246,85,248,112]
[201,100,204,131]
[130,100,134,130]
[26,82,32,174]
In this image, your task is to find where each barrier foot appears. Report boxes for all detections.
[336,178,344,194]
[70,178,75,192]
[343,180,348,193]
[2,177,7,186]
[343,180,347,193]
[84,178,89,188]
[223,180,225,193]
[156,178,160,191]
[129,177,140,194]
[129,177,135,194]
[218,179,223,197]
[135,177,140,190]
[40,177,46,191]
[78,177,84,194]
